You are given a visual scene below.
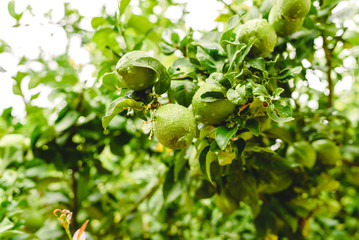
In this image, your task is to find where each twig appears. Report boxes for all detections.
[71,170,79,231]
[322,34,334,108]
[218,0,238,16]
[118,180,163,224]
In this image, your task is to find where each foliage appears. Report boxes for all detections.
[1,0,359,239]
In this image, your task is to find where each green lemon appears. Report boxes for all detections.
[192,83,236,125]
[153,104,196,149]
[116,51,157,91]
[237,19,277,58]
[286,141,316,168]
[277,0,311,21]
[312,139,341,165]
[269,6,304,37]
[214,191,238,214]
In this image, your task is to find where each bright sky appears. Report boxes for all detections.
[0,0,357,118]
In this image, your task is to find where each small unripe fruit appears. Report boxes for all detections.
[116,51,157,91]
[277,0,311,21]
[237,19,277,58]
[153,104,196,149]
[269,6,304,37]
[192,83,236,125]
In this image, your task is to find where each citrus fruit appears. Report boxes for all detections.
[237,19,277,58]
[269,6,304,37]
[153,104,196,149]
[192,83,236,125]
[116,51,157,91]
[286,141,316,168]
[277,0,311,21]
[312,139,341,165]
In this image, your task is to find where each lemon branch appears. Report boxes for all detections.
[118,179,163,224]
[322,34,334,108]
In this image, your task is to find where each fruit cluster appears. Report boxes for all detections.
[105,0,342,214]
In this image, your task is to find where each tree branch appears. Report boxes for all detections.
[322,35,334,108]
[118,179,163,224]
[218,0,238,16]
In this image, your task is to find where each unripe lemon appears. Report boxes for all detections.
[116,51,157,91]
[312,139,341,165]
[269,6,304,37]
[153,104,196,149]
[192,83,236,125]
[237,19,277,58]
[277,0,311,21]
[286,141,316,168]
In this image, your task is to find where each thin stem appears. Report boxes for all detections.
[65,228,73,240]
[218,0,237,16]
[322,35,334,108]
[71,170,79,231]
[118,179,163,224]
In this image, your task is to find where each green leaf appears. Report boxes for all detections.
[12,71,27,96]
[273,200,298,232]
[196,47,218,73]
[0,218,14,234]
[91,17,107,29]
[92,28,121,54]
[8,0,23,21]
[0,230,24,238]
[102,97,144,129]
[159,42,177,55]
[200,91,225,102]
[55,110,80,132]
[119,0,131,16]
[220,14,242,48]
[101,72,124,90]
[174,149,187,181]
[267,103,294,123]
[227,85,248,105]
[205,72,231,88]
[170,80,197,107]
[227,42,253,72]
[132,57,171,94]
[343,31,359,45]
[246,119,260,137]
[199,146,214,183]
[273,88,284,98]
[234,138,246,158]
[253,85,270,101]
[215,125,239,150]
[163,165,188,204]
[247,58,265,71]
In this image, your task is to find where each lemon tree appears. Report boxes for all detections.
[3,0,359,239]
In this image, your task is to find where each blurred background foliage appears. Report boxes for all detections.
[0,0,359,239]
